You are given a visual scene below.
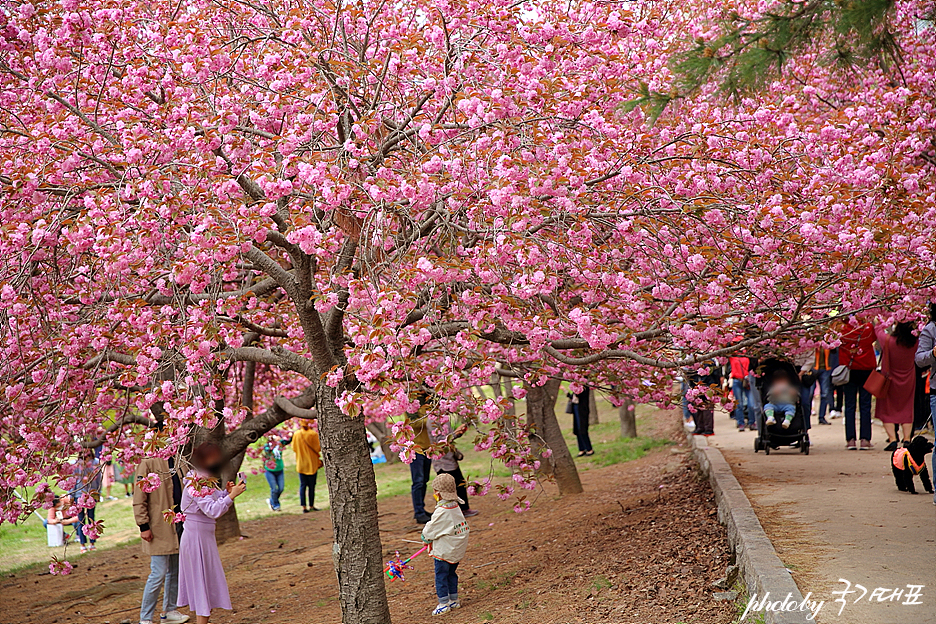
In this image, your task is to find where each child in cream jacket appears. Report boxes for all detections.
[421,473,470,615]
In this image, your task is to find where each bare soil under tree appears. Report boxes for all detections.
[1,412,736,624]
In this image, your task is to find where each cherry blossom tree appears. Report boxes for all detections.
[2,0,935,622]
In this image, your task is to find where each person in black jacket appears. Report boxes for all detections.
[568,387,594,456]
[688,361,722,436]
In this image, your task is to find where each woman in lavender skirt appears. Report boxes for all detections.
[177,443,246,624]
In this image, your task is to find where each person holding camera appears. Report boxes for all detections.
[177,443,246,624]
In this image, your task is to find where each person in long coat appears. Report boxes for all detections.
[569,386,593,456]
[875,322,919,451]
[134,455,189,624]
[177,443,245,624]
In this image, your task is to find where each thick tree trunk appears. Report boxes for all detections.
[317,381,390,624]
[216,361,254,542]
[490,374,517,442]
[619,398,637,439]
[525,379,582,495]
[215,500,242,542]
[588,387,599,425]
[215,447,248,543]
[525,388,550,476]
[490,373,516,417]
[501,375,516,417]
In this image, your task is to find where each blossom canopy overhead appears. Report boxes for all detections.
[1,0,935,621]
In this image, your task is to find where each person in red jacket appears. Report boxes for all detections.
[729,356,755,431]
[839,318,877,450]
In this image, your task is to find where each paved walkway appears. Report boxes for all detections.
[699,410,934,624]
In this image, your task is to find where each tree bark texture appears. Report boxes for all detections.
[317,382,391,624]
[215,360,256,542]
[588,387,599,425]
[525,378,583,495]
[619,397,637,439]
[214,500,242,543]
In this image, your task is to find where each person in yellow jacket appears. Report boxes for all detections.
[292,421,323,512]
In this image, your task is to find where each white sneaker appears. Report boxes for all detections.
[449,600,461,609]
[765,415,776,426]
[266,498,274,511]
[432,604,451,616]
[162,611,190,623]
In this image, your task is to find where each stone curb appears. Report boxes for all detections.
[688,434,812,624]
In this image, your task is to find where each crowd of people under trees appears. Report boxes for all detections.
[32,301,936,623]
[684,307,936,459]
[3,0,936,623]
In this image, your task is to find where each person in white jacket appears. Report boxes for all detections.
[421,473,470,616]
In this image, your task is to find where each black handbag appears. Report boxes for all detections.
[800,369,818,386]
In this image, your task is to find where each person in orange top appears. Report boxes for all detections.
[813,347,834,426]
[292,420,323,513]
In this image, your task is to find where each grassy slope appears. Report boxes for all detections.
[0,395,668,573]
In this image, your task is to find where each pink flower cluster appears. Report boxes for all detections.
[163,509,186,524]
[49,559,73,576]
[80,519,104,541]
[0,0,934,529]
[139,473,161,493]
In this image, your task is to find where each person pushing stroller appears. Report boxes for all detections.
[764,369,799,429]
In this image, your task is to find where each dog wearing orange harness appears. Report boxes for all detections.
[891,435,934,495]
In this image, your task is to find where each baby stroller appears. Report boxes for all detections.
[753,358,810,455]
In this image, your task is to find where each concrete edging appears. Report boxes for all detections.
[688,434,811,624]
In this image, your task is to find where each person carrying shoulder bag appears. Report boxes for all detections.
[838,319,877,450]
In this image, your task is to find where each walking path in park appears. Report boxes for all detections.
[704,411,934,624]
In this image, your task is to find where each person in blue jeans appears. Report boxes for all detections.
[840,320,877,449]
[798,368,816,430]
[72,449,102,553]
[421,474,470,616]
[262,437,290,511]
[134,455,189,624]
[408,405,435,523]
[680,379,692,424]
[913,303,936,500]
[814,348,834,425]
[764,370,799,429]
[729,356,756,430]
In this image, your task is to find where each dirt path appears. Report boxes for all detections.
[706,411,935,624]
[1,416,736,624]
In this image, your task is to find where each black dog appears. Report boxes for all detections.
[891,435,934,495]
